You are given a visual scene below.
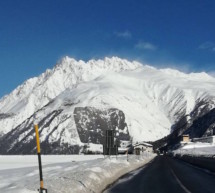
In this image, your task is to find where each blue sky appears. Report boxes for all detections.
[0,0,215,97]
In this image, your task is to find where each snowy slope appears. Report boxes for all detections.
[0,57,140,135]
[0,56,215,153]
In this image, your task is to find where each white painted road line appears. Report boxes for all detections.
[170,168,192,193]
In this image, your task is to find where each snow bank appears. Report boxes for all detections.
[0,154,155,193]
[172,142,215,158]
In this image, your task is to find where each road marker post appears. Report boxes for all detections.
[35,124,48,193]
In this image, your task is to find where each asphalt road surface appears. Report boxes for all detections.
[104,156,215,193]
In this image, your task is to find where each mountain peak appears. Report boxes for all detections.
[0,56,215,147]
[0,56,142,134]
[54,56,142,75]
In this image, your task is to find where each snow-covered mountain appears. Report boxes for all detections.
[0,56,215,154]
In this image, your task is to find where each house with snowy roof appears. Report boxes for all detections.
[133,142,153,154]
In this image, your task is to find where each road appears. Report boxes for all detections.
[104,156,215,193]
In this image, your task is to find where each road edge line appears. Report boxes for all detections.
[170,168,192,193]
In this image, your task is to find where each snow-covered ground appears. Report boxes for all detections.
[0,154,155,193]
[172,142,215,157]
[0,155,103,170]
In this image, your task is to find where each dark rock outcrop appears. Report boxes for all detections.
[74,107,130,145]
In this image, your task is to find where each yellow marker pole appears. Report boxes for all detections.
[35,125,47,193]
[35,125,41,154]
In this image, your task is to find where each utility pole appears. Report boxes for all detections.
[35,125,48,193]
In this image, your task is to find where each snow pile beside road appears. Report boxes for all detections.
[172,142,215,157]
[0,154,155,193]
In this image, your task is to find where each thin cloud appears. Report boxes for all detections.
[208,71,215,77]
[135,41,157,50]
[114,30,132,39]
[153,62,192,73]
[198,41,215,52]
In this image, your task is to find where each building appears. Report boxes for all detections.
[182,135,190,143]
[118,140,132,154]
[133,142,153,154]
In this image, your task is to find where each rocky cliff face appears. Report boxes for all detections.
[74,107,129,144]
